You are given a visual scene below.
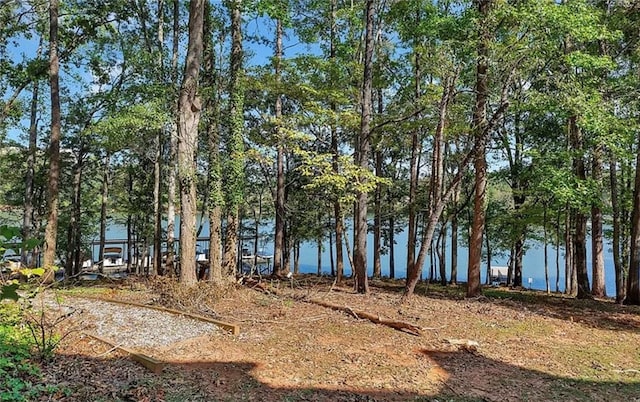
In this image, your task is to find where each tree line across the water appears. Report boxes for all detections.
[1,0,640,304]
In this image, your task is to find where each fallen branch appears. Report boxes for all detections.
[307,299,423,336]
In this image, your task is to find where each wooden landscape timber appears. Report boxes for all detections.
[77,295,240,335]
[307,299,424,336]
[84,333,165,374]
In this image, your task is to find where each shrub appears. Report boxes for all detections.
[0,306,48,402]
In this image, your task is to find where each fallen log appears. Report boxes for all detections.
[307,299,423,336]
[85,333,165,374]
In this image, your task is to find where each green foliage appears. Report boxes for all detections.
[92,102,170,153]
[253,0,291,26]
[0,305,53,401]
[0,284,19,302]
[296,150,390,206]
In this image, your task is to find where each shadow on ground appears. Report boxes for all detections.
[44,349,640,402]
[367,278,640,335]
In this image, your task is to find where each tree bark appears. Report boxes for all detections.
[152,130,162,276]
[450,186,459,285]
[484,226,491,285]
[66,146,84,277]
[152,0,165,276]
[165,0,180,276]
[389,214,395,279]
[203,1,223,282]
[438,222,447,286]
[513,231,524,287]
[565,208,574,295]
[127,169,133,272]
[406,10,421,285]
[626,131,640,305]
[543,202,550,294]
[222,0,245,278]
[22,45,41,268]
[373,148,383,279]
[591,146,606,297]
[353,0,375,294]
[273,18,287,276]
[609,154,625,303]
[98,153,110,274]
[177,0,205,286]
[555,210,561,293]
[467,0,491,298]
[568,116,591,299]
[43,0,62,278]
[402,71,459,302]
[329,0,344,284]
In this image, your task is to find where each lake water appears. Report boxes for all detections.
[101,217,619,296]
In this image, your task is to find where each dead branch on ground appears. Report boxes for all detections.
[307,299,424,336]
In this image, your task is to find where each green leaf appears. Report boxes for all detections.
[19,268,44,278]
[0,284,20,301]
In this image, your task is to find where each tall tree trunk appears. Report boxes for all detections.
[152,130,162,275]
[98,154,110,274]
[438,222,447,286]
[485,226,491,285]
[626,131,640,305]
[43,0,61,278]
[507,245,514,286]
[317,237,322,276]
[543,202,550,294]
[569,116,591,299]
[353,0,375,294]
[610,154,625,303]
[467,0,490,298]
[555,210,560,293]
[222,0,245,278]
[329,231,335,276]
[152,0,165,276]
[127,169,133,272]
[373,148,383,279]
[372,86,384,280]
[177,0,204,286]
[450,187,459,285]
[402,71,459,301]
[509,110,526,288]
[513,230,524,287]
[329,0,344,284]
[273,18,287,276]
[293,240,300,274]
[22,44,41,268]
[389,214,395,279]
[565,208,574,295]
[621,159,632,290]
[166,0,180,276]
[66,147,84,277]
[203,1,223,282]
[406,11,421,284]
[591,145,606,297]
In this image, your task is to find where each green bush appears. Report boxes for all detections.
[0,304,50,402]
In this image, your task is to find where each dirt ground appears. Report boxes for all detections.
[39,276,640,401]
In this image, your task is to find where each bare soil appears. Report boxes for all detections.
[40,276,640,401]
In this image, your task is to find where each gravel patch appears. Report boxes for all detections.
[46,297,220,349]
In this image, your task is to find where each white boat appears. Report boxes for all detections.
[103,247,124,267]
